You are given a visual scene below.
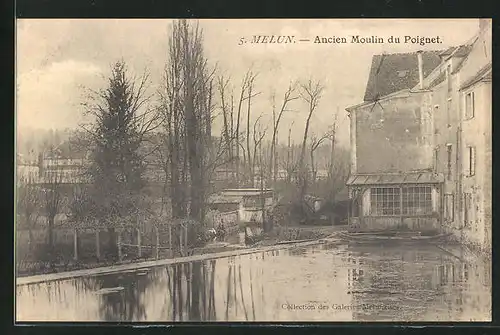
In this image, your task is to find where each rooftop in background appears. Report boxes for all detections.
[16,153,36,166]
[460,62,492,91]
[208,188,275,204]
[44,138,88,160]
[363,50,443,102]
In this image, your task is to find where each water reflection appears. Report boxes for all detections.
[16,242,491,322]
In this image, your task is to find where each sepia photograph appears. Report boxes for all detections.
[15,18,491,322]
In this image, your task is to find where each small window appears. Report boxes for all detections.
[447,65,452,93]
[397,70,409,78]
[446,99,452,126]
[465,91,475,119]
[446,144,453,180]
[467,146,476,176]
[463,193,473,227]
[433,147,439,172]
[444,193,454,222]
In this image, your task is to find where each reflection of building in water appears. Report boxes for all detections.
[343,244,490,321]
[18,244,492,322]
[432,259,491,321]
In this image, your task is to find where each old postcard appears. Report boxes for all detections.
[15,18,492,322]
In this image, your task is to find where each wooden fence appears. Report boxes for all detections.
[17,218,241,262]
[16,225,189,262]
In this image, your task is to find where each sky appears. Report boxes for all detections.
[16,19,479,147]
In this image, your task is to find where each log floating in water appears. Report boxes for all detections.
[338,231,450,242]
[276,239,316,245]
[93,286,125,295]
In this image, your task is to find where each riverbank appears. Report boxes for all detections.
[16,237,340,286]
[16,224,347,278]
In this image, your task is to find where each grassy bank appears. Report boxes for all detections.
[17,224,346,277]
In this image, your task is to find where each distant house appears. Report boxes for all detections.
[16,153,39,184]
[207,188,274,225]
[38,140,88,185]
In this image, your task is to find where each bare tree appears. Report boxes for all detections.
[251,114,268,183]
[180,19,215,224]
[216,74,243,186]
[324,147,350,202]
[310,132,330,183]
[244,72,260,186]
[159,19,217,228]
[284,122,296,184]
[158,21,187,219]
[217,75,233,171]
[16,172,41,252]
[41,160,64,260]
[234,71,253,186]
[324,111,349,203]
[298,79,324,199]
[268,83,299,187]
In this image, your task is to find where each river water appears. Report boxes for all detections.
[16,241,491,322]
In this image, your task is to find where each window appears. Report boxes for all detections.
[243,196,260,208]
[446,98,453,127]
[447,144,453,180]
[433,147,439,172]
[444,193,454,222]
[463,193,473,226]
[447,64,452,93]
[370,187,401,216]
[465,91,475,119]
[402,186,432,215]
[370,186,434,216]
[467,146,476,176]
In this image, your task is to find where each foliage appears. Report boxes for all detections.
[16,173,41,231]
[81,60,157,226]
[158,19,216,225]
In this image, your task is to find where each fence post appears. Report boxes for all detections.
[184,226,188,251]
[179,227,183,255]
[118,231,123,262]
[95,229,101,260]
[137,228,142,258]
[168,224,172,257]
[155,226,159,260]
[73,228,78,261]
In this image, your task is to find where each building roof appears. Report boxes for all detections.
[450,45,474,74]
[363,50,443,101]
[439,47,456,57]
[428,71,447,88]
[422,44,474,89]
[346,172,444,186]
[450,45,472,58]
[45,139,88,160]
[459,62,492,91]
[207,195,242,204]
[221,188,273,196]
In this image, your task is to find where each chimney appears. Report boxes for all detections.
[417,50,424,90]
[479,18,490,32]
